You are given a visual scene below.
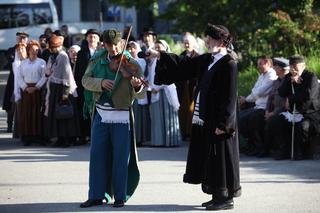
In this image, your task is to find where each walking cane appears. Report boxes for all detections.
[291,82,296,160]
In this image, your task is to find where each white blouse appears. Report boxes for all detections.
[17,58,47,90]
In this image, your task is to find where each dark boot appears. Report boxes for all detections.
[206,198,234,211]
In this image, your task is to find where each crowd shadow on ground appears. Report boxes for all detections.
[240,154,320,183]
[0,202,200,213]
[0,134,188,162]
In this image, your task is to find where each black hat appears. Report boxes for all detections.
[289,55,305,65]
[143,27,157,36]
[39,34,47,39]
[52,30,65,37]
[205,23,232,46]
[273,57,289,69]
[16,31,29,37]
[102,29,121,44]
[85,28,100,37]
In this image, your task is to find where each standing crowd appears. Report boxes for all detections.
[2,25,204,148]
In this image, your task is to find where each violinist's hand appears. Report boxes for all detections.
[101,79,114,91]
[130,77,142,89]
[146,49,160,60]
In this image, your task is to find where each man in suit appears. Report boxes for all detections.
[147,24,241,210]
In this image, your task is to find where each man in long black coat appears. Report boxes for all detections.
[274,56,320,160]
[74,29,100,145]
[148,24,241,210]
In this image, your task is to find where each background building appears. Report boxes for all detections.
[53,0,138,38]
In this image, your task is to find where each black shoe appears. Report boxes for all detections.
[80,199,103,208]
[206,199,234,211]
[113,200,125,208]
[201,199,215,207]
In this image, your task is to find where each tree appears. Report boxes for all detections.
[111,0,320,65]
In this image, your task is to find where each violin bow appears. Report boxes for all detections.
[114,25,133,82]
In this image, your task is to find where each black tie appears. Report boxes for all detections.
[211,54,215,64]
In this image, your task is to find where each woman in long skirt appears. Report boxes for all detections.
[44,35,80,147]
[17,40,47,145]
[148,40,181,147]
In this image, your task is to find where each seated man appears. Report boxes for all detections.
[272,55,320,160]
[238,56,277,155]
[249,57,290,157]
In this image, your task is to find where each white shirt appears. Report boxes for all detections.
[208,49,227,70]
[89,47,96,57]
[12,50,24,102]
[246,68,277,109]
[17,58,47,90]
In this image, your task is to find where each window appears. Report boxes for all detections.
[0,3,53,29]
[32,4,53,24]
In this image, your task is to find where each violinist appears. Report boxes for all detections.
[81,28,145,208]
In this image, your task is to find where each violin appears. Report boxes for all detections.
[109,54,149,87]
[110,25,148,87]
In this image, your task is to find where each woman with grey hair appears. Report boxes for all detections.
[176,33,199,141]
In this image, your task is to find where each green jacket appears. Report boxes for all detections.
[82,49,145,117]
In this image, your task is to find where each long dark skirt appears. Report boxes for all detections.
[132,101,151,145]
[44,82,80,139]
[19,88,42,137]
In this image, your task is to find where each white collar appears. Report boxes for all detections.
[212,49,227,62]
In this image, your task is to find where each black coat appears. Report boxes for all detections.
[278,70,320,133]
[2,46,16,111]
[73,44,92,137]
[155,52,241,198]
[74,46,91,102]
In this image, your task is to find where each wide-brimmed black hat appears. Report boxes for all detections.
[85,28,100,37]
[102,29,121,44]
[273,57,290,69]
[16,31,29,37]
[143,27,157,36]
[289,55,305,65]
